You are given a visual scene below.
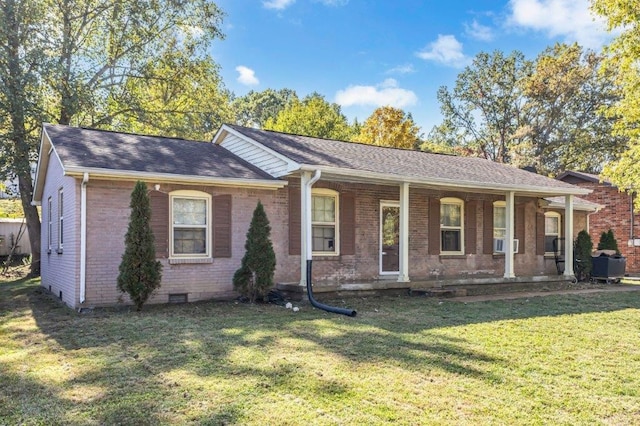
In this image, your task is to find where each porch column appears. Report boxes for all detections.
[564,195,575,277]
[504,191,515,278]
[398,182,410,282]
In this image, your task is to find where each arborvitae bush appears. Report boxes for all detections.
[597,229,620,254]
[117,181,162,310]
[574,230,593,280]
[233,201,276,302]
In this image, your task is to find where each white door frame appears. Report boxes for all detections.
[380,200,400,275]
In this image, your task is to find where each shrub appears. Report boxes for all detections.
[574,230,593,281]
[597,229,620,254]
[117,181,162,310]
[233,201,276,302]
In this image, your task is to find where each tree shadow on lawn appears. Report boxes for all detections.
[9,283,640,424]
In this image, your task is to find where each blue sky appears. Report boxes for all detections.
[213,0,612,134]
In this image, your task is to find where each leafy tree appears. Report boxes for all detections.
[516,43,624,175]
[264,93,354,140]
[597,229,619,254]
[353,106,422,149]
[593,0,640,198]
[233,201,276,303]
[574,230,593,281]
[0,0,226,275]
[232,88,298,128]
[434,50,531,163]
[108,51,234,141]
[117,181,162,311]
[0,0,47,275]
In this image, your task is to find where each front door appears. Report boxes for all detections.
[380,202,400,274]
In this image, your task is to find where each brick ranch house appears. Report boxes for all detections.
[33,123,596,309]
[558,170,640,273]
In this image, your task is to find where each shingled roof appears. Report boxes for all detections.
[222,124,588,196]
[33,124,284,202]
[44,124,276,180]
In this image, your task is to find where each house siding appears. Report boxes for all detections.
[40,152,79,308]
[220,134,290,177]
[83,180,291,306]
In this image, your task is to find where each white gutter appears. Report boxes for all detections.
[305,170,322,261]
[80,172,88,304]
[63,167,287,189]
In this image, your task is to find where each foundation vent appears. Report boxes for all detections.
[168,293,188,304]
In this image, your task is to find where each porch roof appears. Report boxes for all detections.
[219,124,590,197]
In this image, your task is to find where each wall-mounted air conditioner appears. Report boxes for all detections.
[493,238,519,253]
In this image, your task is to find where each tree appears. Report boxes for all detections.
[233,201,276,303]
[516,43,624,175]
[232,88,298,129]
[264,93,355,140]
[593,0,640,198]
[434,50,531,163]
[117,181,162,311]
[353,106,422,149]
[597,229,619,254]
[107,51,234,141]
[574,229,593,281]
[0,0,226,275]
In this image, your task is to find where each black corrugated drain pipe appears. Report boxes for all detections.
[306,260,356,317]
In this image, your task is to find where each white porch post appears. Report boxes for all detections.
[504,191,515,278]
[564,194,575,277]
[299,172,310,286]
[398,182,410,282]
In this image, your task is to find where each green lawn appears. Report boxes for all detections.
[2,277,640,425]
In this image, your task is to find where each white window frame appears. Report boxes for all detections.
[57,188,64,251]
[493,201,506,240]
[544,211,562,255]
[47,197,52,252]
[312,188,340,256]
[169,190,212,259]
[440,197,464,255]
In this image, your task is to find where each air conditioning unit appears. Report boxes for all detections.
[493,238,519,253]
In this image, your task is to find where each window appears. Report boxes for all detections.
[170,191,211,257]
[57,189,64,251]
[493,201,506,239]
[440,197,464,254]
[544,212,561,254]
[312,189,339,255]
[47,197,52,252]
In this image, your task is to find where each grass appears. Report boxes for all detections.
[2,277,640,425]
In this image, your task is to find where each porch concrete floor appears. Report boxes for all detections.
[448,282,640,303]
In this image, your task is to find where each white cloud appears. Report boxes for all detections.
[235,66,259,86]
[416,35,469,68]
[508,0,610,49]
[464,20,494,42]
[385,63,416,75]
[263,0,295,10]
[335,79,418,108]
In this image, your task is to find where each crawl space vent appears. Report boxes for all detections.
[168,293,188,304]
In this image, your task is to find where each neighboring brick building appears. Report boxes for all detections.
[557,171,640,273]
[33,124,591,309]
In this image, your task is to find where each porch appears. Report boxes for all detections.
[276,275,576,300]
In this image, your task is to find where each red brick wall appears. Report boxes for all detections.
[568,181,640,273]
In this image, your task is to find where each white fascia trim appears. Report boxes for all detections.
[33,127,67,203]
[63,167,288,189]
[213,124,301,177]
[298,165,591,196]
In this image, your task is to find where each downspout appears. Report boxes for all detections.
[304,170,356,317]
[80,172,88,304]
